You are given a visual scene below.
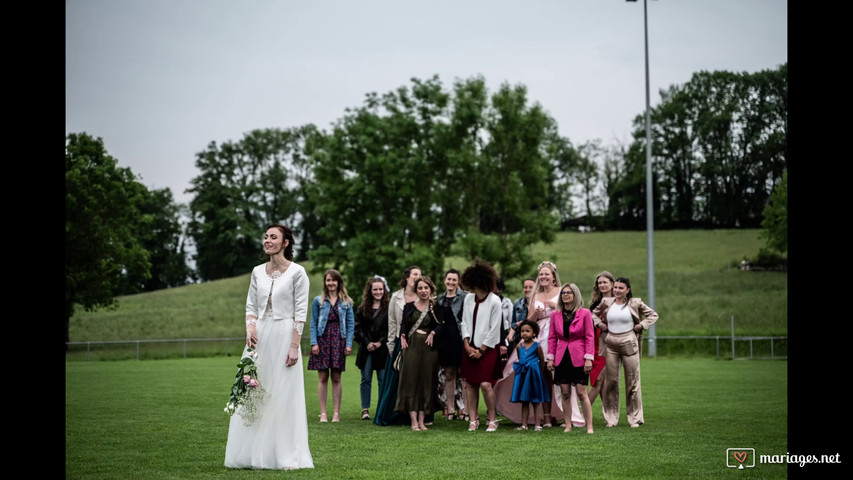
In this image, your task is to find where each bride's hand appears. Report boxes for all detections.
[285,347,298,367]
[246,324,257,348]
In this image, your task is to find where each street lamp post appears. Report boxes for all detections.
[628,0,656,357]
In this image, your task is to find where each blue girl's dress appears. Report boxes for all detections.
[510,341,551,403]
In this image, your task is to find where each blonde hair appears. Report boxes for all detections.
[589,271,615,306]
[531,261,561,298]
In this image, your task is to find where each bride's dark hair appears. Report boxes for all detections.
[263,223,294,260]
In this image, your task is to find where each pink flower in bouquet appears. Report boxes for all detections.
[243,375,252,384]
[248,378,259,388]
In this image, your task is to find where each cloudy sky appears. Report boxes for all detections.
[66,0,787,206]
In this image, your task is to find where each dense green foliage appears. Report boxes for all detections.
[186,126,319,279]
[65,133,192,346]
[136,188,195,289]
[609,65,786,229]
[65,133,152,345]
[65,356,788,479]
[309,76,561,285]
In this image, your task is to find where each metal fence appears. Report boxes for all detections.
[649,335,787,360]
[65,335,787,362]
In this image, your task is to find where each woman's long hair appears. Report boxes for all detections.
[321,269,352,305]
[530,260,561,301]
[589,271,615,307]
[414,276,441,324]
[360,277,389,316]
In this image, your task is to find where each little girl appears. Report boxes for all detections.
[510,320,551,431]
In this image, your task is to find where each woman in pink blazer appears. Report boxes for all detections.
[546,282,595,434]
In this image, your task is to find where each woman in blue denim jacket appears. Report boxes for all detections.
[308,269,355,422]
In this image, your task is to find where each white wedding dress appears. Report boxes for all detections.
[224,263,314,470]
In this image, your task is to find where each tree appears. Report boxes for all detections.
[136,188,194,290]
[187,127,316,281]
[307,76,560,285]
[65,133,151,347]
[604,64,787,229]
[467,82,558,279]
[307,76,452,284]
[760,170,787,255]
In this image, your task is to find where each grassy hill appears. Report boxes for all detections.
[69,229,786,357]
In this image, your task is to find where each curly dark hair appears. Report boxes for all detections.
[460,258,497,293]
[516,319,540,337]
[359,277,389,316]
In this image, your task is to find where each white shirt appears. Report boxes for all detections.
[606,302,634,334]
[500,297,513,330]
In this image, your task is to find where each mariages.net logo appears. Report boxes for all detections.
[726,448,755,469]
[726,448,842,469]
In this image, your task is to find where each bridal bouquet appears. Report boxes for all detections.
[224,347,269,426]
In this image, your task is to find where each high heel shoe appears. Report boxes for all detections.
[447,411,456,421]
[319,413,328,423]
[468,419,479,431]
[331,412,341,422]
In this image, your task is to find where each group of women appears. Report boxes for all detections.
[223,223,659,470]
[371,261,507,431]
[367,259,659,435]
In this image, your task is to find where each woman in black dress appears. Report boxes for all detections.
[435,268,467,421]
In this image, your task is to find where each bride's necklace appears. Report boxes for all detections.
[269,259,290,271]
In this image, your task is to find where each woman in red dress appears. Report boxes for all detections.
[459,259,504,432]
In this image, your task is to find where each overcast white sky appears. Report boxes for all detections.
[66,0,787,206]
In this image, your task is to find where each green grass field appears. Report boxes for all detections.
[65,229,804,478]
[66,355,789,480]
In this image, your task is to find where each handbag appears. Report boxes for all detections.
[392,350,404,372]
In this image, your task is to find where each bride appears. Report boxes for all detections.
[224,223,314,470]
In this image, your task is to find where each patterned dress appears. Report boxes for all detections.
[307,298,347,370]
